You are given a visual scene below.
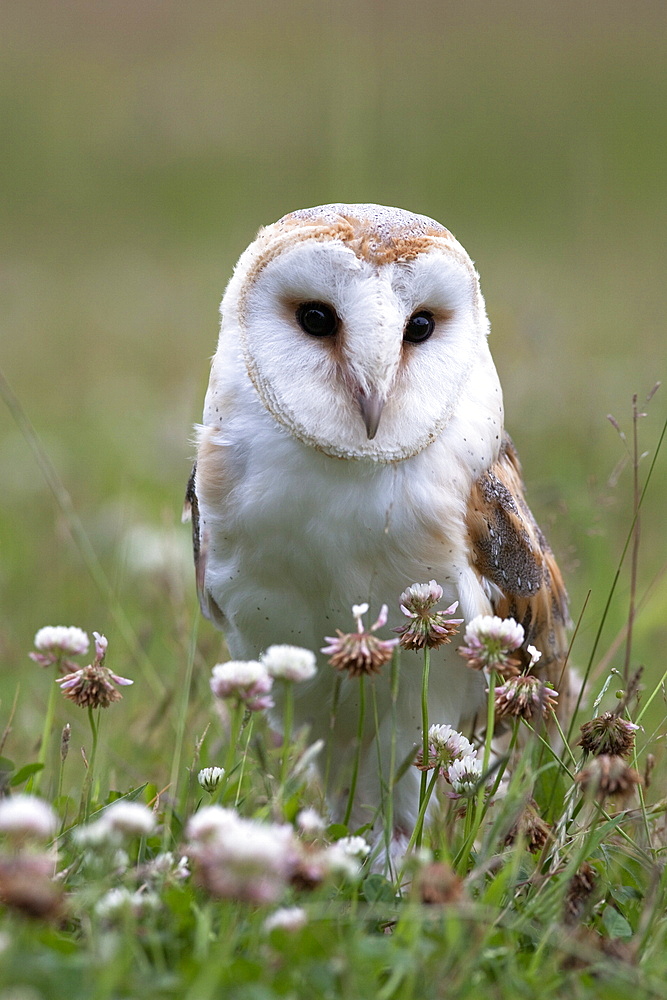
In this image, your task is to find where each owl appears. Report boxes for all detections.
[186,203,570,857]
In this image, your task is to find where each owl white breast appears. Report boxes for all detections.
[187,203,569,849]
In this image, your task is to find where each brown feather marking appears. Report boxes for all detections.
[466,435,571,720]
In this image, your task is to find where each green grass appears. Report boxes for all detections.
[1,2,666,995]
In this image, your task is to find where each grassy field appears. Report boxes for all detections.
[0,2,666,996]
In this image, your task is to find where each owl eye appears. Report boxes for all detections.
[296,301,339,338]
[404,310,435,344]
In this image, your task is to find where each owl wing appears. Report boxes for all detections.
[465,434,572,717]
[184,460,222,626]
[183,462,206,603]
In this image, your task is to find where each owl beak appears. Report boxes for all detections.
[356,389,385,440]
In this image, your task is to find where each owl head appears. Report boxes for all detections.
[212,203,500,463]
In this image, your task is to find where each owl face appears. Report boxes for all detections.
[218,204,493,463]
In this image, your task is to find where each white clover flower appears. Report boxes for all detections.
[95,887,160,920]
[30,625,90,669]
[147,852,190,880]
[0,795,57,841]
[296,807,326,836]
[263,906,308,934]
[427,724,475,760]
[447,754,483,795]
[186,805,240,844]
[210,660,274,711]
[322,842,365,879]
[189,815,299,904]
[335,835,371,860]
[198,766,225,793]
[33,625,90,656]
[415,724,475,772]
[73,817,118,848]
[458,615,525,675]
[103,801,156,838]
[261,645,317,683]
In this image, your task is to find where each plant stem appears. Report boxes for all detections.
[79,707,100,822]
[32,676,59,796]
[623,393,641,686]
[397,766,440,885]
[223,701,246,788]
[323,675,342,799]
[280,682,294,793]
[343,675,366,829]
[416,646,431,849]
[454,672,496,873]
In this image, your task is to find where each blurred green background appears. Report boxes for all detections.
[0,0,665,780]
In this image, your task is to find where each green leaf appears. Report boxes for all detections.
[362,873,397,903]
[326,823,350,841]
[10,762,45,786]
[602,905,633,939]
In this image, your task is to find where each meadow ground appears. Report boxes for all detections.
[0,2,666,996]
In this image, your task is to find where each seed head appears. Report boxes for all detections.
[504,801,552,853]
[494,675,558,721]
[418,861,464,905]
[57,663,133,708]
[55,632,132,709]
[322,604,398,678]
[564,861,598,924]
[578,713,639,759]
[575,754,642,803]
[394,581,463,650]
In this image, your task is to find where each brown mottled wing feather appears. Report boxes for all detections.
[466,435,572,720]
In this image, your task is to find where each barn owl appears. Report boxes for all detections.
[186,203,570,856]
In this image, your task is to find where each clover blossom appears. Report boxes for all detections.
[198,766,226,794]
[186,808,300,904]
[494,675,559,721]
[415,723,475,772]
[394,581,463,650]
[210,660,274,711]
[56,632,132,709]
[322,603,398,678]
[446,754,483,796]
[261,645,317,683]
[30,625,89,672]
[0,795,57,843]
[458,615,524,676]
[263,906,308,934]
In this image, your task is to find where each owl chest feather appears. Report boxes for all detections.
[197,412,494,756]
[206,430,468,642]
